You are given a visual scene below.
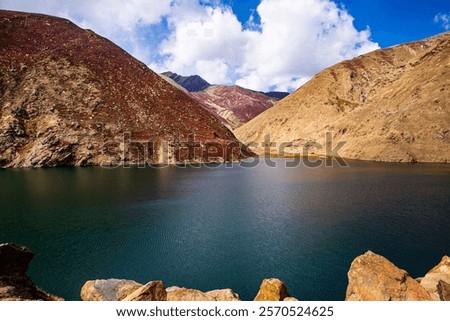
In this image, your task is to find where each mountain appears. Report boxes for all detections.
[190,85,279,129]
[235,32,450,163]
[264,92,290,100]
[0,10,250,168]
[161,72,281,129]
[162,72,210,92]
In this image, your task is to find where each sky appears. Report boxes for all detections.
[1,0,449,92]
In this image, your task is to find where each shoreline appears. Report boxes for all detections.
[1,156,450,169]
[1,244,448,301]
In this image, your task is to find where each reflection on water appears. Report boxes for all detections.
[0,160,449,300]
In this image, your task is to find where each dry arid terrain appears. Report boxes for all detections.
[235,32,450,163]
[0,10,248,168]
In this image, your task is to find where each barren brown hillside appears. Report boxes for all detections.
[235,32,450,163]
[0,10,248,167]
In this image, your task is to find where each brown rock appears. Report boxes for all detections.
[0,243,62,301]
[123,281,167,301]
[420,256,450,300]
[346,251,432,301]
[80,279,143,301]
[437,280,450,301]
[166,287,216,301]
[283,297,299,301]
[254,278,291,301]
[0,243,34,276]
[205,289,240,301]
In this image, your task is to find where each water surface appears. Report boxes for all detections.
[0,159,449,300]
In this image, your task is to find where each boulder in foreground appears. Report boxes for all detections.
[166,287,216,301]
[0,243,62,301]
[346,251,432,301]
[437,280,450,301]
[80,279,143,301]
[419,256,450,300]
[254,278,293,301]
[123,281,167,301]
[205,289,240,301]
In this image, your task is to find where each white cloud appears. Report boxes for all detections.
[159,1,248,83]
[195,59,231,84]
[0,0,379,92]
[435,12,450,30]
[158,0,379,91]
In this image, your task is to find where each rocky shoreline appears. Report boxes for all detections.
[0,244,448,301]
[0,244,62,301]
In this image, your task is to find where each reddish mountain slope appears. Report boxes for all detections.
[160,72,282,129]
[191,85,278,129]
[0,10,249,167]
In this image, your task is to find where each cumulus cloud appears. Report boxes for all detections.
[159,0,379,91]
[0,0,379,92]
[159,1,249,84]
[238,0,379,91]
[434,12,450,30]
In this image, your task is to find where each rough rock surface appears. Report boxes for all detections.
[0,10,250,168]
[80,279,143,301]
[123,281,167,301]
[420,256,450,300]
[166,287,216,301]
[0,243,62,301]
[205,289,240,301]
[254,278,292,301]
[437,280,450,301]
[236,32,450,163]
[346,251,432,301]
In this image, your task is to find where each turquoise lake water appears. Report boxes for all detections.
[0,159,449,300]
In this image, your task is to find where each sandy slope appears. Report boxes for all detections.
[235,32,450,163]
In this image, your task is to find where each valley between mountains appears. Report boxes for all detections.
[1,10,449,167]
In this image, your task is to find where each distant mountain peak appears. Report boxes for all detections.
[162,71,210,92]
[264,91,290,100]
[161,72,289,129]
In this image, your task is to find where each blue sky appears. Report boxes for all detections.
[1,0,449,91]
[226,0,450,47]
[341,0,450,47]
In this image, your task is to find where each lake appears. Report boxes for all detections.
[0,159,449,300]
